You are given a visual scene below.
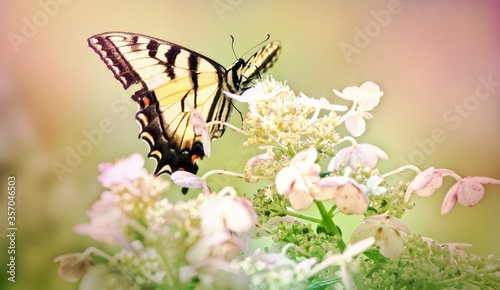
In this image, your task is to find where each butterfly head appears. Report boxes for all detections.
[226,58,247,93]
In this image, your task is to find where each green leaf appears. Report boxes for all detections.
[316,225,328,235]
[319,171,332,178]
[306,278,342,290]
[316,225,342,236]
[367,206,378,214]
[363,248,386,263]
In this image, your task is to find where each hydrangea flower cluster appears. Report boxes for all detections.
[56,79,500,289]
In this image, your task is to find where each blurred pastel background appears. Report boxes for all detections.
[1,0,499,289]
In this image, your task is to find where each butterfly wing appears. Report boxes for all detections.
[240,41,281,87]
[88,32,232,175]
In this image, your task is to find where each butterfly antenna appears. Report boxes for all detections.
[240,34,271,59]
[230,35,238,61]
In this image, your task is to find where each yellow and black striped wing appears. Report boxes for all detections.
[240,41,281,87]
[88,32,280,176]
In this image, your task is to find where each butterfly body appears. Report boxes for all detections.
[88,32,280,175]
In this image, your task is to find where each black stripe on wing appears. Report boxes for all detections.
[88,34,143,89]
[134,90,204,175]
[88,32,229,91]
[241,41,281,87]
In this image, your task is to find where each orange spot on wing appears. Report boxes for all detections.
[191,154,201,164]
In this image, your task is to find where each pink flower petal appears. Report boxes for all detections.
[345,111,366,137]
[187,104,211,158]
[463,176,500,185]
[306,164,322,182]
[351,144,388,168]
[171,171,205,189]
[410,167,436,191]
[289,190,314,211]
[405,168,453,203]
[456,176,500,207]
[291,148,318,170]
[275,167,301,195]
[414,174,443,197]
[362,111,373,120]
[97,153,147,187]
[246,147,275,168]
[352,214,407,258]
[375,228,404,258]
[201,130,211,158]
[310,186,334,201]
[316,176,350,188]
[331,183,368,215]
[186,232,236,264]
[224,197,257,233]
[350,222,377,242]
[72,191,132,249]
[313,176,353,201]
[457,182,485,207]
[190,113,206,134]
[328,147,351,171]
[200,200,226,235]
[441,183,460,215]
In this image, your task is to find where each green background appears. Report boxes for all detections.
[1,0,499,289]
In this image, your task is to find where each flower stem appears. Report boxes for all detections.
[207,120,244,133]
[272,140,289,152]
[201,169,245,180]
[274,208,322,224]
[315,201,346,252]
[380,165,420,179]
[154,240,180,288]
[327,204,337,218]
[82,247,114,261]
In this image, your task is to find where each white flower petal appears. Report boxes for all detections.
[171,171,205,189]
[345,111,366,137]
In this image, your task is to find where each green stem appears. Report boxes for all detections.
[327,204,337,218]
[273,208,323,224]
[129,219,156,241]
[315,201,346,252]
[272,139,289,152]
[154,240,180,288]
[286,143,297,156]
